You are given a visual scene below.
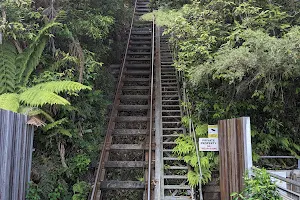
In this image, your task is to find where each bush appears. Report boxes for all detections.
[72,181,91,200]
[232,168,282,200]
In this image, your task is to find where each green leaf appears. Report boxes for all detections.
[58,128,72,138]
[0,42,17,94]
[32,81,92,94]
[0,93,20,112]
[43,118,68,131]
[19,89,70,107]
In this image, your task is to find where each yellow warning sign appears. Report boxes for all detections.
[208,125,218,138]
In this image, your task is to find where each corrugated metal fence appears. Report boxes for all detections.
[0,109,34,200]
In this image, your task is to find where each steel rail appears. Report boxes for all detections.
[154,25,162,200]
[147,14,155,200]
[260,156,297,159]
[90,1,138,199]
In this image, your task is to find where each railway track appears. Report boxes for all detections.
[90,0,155,199]
[154,28,193,200]
[91,1,194,199]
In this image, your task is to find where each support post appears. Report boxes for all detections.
[219,117,252,200]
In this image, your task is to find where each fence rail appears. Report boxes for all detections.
[0,109,34,200]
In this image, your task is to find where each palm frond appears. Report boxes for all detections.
[0,93,20,112]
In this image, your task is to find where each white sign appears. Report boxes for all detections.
[199,138,219,151]
[208,125,218,138]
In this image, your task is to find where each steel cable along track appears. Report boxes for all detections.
[90,0,155,199]
[155,28,193,200]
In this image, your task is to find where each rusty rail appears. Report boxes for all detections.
[90,0,138,199]
[147,14,155,200]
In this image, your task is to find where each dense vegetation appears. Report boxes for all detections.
[1,0,132,199]
[145,0,300,187]
[2,0,300,198]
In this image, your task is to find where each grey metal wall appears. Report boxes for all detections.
[0,109,34,200]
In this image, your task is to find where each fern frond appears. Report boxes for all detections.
[19,89,70,107]
[18,107,55,122]
[58,128,72,137]
[43,118,68,131]
[55,10,68,23]
[0,93,20,112]
[16,37,48,87]
[16,22,62,87]
[31,22,62,44]
[0,42,17,94]
[32,81,92,94]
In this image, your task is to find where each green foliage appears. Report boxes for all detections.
[43,118,68,131]
[48,184,67,200]
[0,22,61,95]
[69,154,91,178]
[0,81,91,112]
[70,13,114,40]
[151,0,191,9]
[32,81,91,94]
[173,121,218,186]
[0,42,17,94]
[17,22,61,87]
[72,181,91,200]
[0,93,19,112]
[142,9,181,27]
[1,0,43,41]
[231,168,282,200]
[153,0,300,166]
[2,0,132,199]
[26,182,41,200]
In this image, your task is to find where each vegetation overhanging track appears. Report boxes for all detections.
[90,0,155,199]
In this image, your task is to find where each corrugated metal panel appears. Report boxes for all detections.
[0,109,34,200]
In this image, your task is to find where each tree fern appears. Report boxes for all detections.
[0,22,61,93]
[17,37,48,87]
[18,81,90,107]
[32,81,92,94]
[0,93,20,112]
[16,22,61,87]
[0,42,17,94]
[19,89,70,107]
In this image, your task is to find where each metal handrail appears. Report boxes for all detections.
[147,14,155,200]
[90,1,138,199]
[259,156,300,169]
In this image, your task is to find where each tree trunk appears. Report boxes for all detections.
[58,141,68,168]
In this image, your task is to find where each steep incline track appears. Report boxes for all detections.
[154,28,193,200]
[91,2,195,200]
[90,0,155,199]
